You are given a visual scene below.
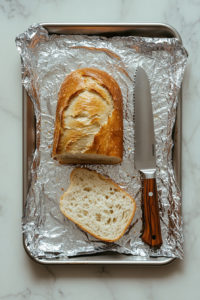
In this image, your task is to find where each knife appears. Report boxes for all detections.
[134,66,162,248]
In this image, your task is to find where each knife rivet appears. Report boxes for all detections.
[149,192,153,197]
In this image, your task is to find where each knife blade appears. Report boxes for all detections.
[134,66,162,248]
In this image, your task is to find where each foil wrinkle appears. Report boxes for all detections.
[15,23,188,259]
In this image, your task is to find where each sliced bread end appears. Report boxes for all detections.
[60,168,136,242]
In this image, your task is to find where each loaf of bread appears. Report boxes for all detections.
[60,168,136,242]
[53,68,123,164]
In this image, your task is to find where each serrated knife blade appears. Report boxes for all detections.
[135,67,156,172]
[134,67,162,248]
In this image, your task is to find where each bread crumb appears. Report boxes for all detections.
[48,145,51,148]
[59,168,136,242]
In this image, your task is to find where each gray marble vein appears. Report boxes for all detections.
[0,105,20,121]
[0,0,31,19]
[0,0,200,299]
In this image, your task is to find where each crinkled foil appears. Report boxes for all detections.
[16,24,188,259]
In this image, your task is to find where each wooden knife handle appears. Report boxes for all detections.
[142,178,163,248]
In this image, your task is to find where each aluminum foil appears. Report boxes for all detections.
[16,24,188,259]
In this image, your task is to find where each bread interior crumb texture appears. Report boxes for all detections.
[60,168,136,242]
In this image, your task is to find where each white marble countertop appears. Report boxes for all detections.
[0,0,199,299]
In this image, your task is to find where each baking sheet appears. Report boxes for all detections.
[18,23,188,262]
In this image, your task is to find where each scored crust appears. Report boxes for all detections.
[60,168,136,242]
[53,68,123,164]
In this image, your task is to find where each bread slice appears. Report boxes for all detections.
[53,68,123,164]
[60,168,136,242]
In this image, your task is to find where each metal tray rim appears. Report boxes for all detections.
[40,22,182,43]
[23,22,182,266]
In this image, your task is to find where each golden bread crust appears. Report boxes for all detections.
[53,68,123,163]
